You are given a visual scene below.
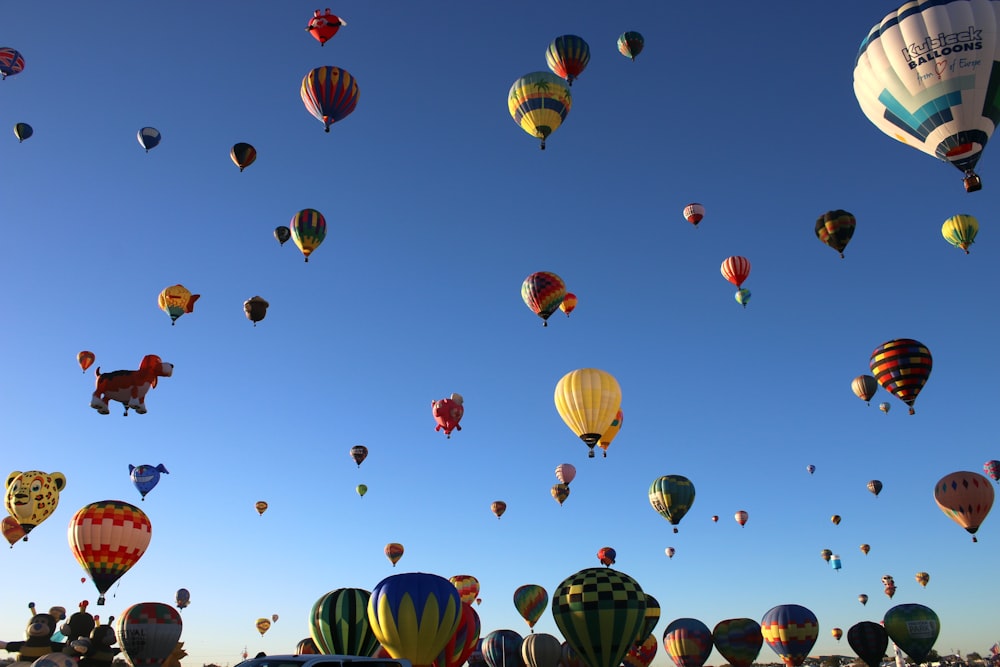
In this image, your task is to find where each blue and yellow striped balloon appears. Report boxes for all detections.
[508,72,571,150]
[290,208,327,262]
[368,572,461,667]
[760,604,818,667]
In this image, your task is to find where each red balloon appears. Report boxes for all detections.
[306,9,346,46]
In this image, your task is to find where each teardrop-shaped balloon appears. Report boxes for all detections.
[350,445,369,467]
[290,208,327,262]
[857,594,868,606]
[254,500,268,515]
[550,483,570,506]
[137,127,160,152]
[117,602,182,667]
[683,203,705,226]
[734,510,748,527]
[14,122,32,142]
[545,35,590,86]
[368,572,462,667]
[711,618,763,667]
[559,293,577,317]
[274,226,291,246]
[883,604,940,665]
[551,567,645,667]
[356,484,368,497]
[760,604,818,667]
[521,271,566,326]
[984,459,1000,482]
[175,588,190,610]
[662,618,713,667]
[596,546,616,566]
[296,638,321,655]
[68,501,151,605]
[648,475,695,532]
[384,543,404,566]
[508,72,572,150]
[513,584,548,631]
[867,480,883,497]
[598,408,624,457]
[852,375,879,404]
[721,256,751,288]
[933,471,994,542]
[617,32,644,61]
[491,501,507,519]
[869,339,932,415]
[230,142,257,171]
[554,368,622,457]
[815,210,856,258]
[623,634,657,667]
[915,572,930,587]
[634,594,660,647]
[301,66,360,133]
[438,603,481,667]
[554,463,576,485]
[77,351,96,373]
[449,575,480,606]
[820,549,832,562]
[482,630,523,667]
[847,622,888,667]
[310,588,379,656]
[860,544,870,555]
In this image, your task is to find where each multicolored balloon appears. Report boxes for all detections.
[664,547,675,559]
[310,588,379,656]
[869,339,932,415]
[521,271,566,326]
[617,32,644,61]
[815,210,856,258]
[735,289,751,308]
[296,638,321,655]
[942,214,979,254]
[118,603,183,667]
[4,469,67,536]
[255,500,268,515]
[129,464,168,500]
[157,284,199,325]
[847,622,888,667]
[985,460,1000,482]
[662,618,713,667]
[69,501,151,605]
[2,515,26,546]
[711,618,763,667]
[545,35,590,86]
[482,629,523,667]
[290,208,327,262]
[559,293,577,317]
[551,567,646,667]
[831,515,841,525]
[860,544,870,555]
[649,475,695,532]
[883,604,940,664]
[0,47,25,79]
[635,594,660,646]
[256,618,271,636]
[555,369,622,458]
[491,501,507,519]
[384,542,404,566]
[831,628,843,641]
[734,510,748,527]
[508,72,572,150]
[598,408,624,457]
[368,572,462,667]
[915,572,930,587]
[596,546,616,566]
[449,575,480,606]
[513,584,548,631]
[820,549,832,562]
[77,351,96,373]
[623,634,657,667]
[879,402,890,414]
[867,480,883,497]
[933,471,994,542]
[721,256,751,288]
[760,604,818,667]
[551,483,570,506]
[301,66,360,133]
[230,142,257,172]
[438,603,481,667]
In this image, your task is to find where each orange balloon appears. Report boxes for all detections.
[68,501,151,605]
[491,500,507,519]
[77,351,95,373]
[934,471,994,541]
[559,293,578,317]
[384,542,404,566]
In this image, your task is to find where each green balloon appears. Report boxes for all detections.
[551,568,646,667]
[883,604,939,664]
[311,588,380,656]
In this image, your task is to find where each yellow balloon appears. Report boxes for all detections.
[508,72,572,150]
[554,369,622,458]
[941,214,978,254]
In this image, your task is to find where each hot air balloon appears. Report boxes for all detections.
[129,464,168,500]
[649,475,695,533]
[482,630,523,667]
[356,484,367,497]
[559,293,577,317]
[508,72,572,150]
[815,210,856,258]
[830,628,843,642]
[274,226,291,246]
[734,510,748,527]
[256,618,271,636]
[118,603,182,667]
[941,214,979,253]
[513,584,548,632]
[69,501,150,605]
[879,402,890,414]
[310,588,379,656]
[551,483,570,506]
[449,575,480,606]
[545,35,590,86]
[137,127,160,152]
[368,571,462,667]
[683,203,705,226]
[985,460,1000,482]
[870,339,932,415]
[175,589,190,610]
[77,351,95,373]
[854,2,1000,192]
[0,47,25,79]
[296,638,320,655]
[721,256,751,288]
[552,567,646,667]
[852,375,879,404]
[598,408,623,457]
[384,542,404,566]
[662,618,713,667]
[711,515,719,523]
[290,208,326,262]
[858,594,868,606]
[2,515,26,546]
[14,122,32,142]
[735,289,751,308]
[560,642,585,667]
[4,470,67,537]
[711,618,763,667]
[350,445,369,467]
[860,544,870,555]
[831,515,841,525]
[618,32,644,61]
[439,602,481,667]
[301,66,359,133]
[554,463,576,485]
[760,604,819,667]
[491,500,507,519]
[820,549,832,562]
[596,546,616,566]
[806,465,816,475]
[915,572,930,587]
[244,296,269,326]
[521,271,566,326]
[255,500,268,515]
[933,471,994,541]
[432,393,464,437]
[623,634,657,667]
[230,143,256,172]
[554,368,622,458]
[634,594,660,648]
[307,9,347,46]
[883,604,940,664]
[868,480,883,497]
[157,285,199,325]
[881,575,894,586]
[830,554,842,571]
[665,547,675,559]
[847,622,888,667]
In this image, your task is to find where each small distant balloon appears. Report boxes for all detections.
[231,143,257,171]
[255,500,268,515]
[555,463,576,485]
[14,122,32,142]
[356,484,367,497]
[735,288,751,308]
[806,465,815,475]
[664,547,675,559]
[274,226,291,246]
[307,9,347,45]
[711,515,718,523]
[867,480,883,497]
[290,208,327,262]
[815,210,856,258]
[852,375,879,405]
[617,31,644,61]
[915,572,929,587]
[244,296,269,326]
[129,463,169,500]
[820,549,832,562]
[256,618,271,636]
[272,614,279,623]
[879,402,890,414]
[491,500,507,519]
[597,546,616,566]
[985,460,1000,482]
[858,594,868,606]
[830,554,842,571]
[77,351,96,373]
[384,542,404,566]
[831,628,843,641]
[350,445,368,467]
[734,510,748,527]
[860,543,870,555]
[683,203,705,227]
[551,483,570,506]
[559,293,577,317]
[0,47,25,79]
[941,214,978,254]
[137,127,160,152]
[176,588,190,610]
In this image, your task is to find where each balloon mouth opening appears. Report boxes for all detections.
[581,434,601,447]
[946,142,977,158]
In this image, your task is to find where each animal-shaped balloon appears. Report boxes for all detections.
[77,617,120,667]
[90,355,173,415]
[4,470,67,537]
[157,285,199,326]
[129,464,168,501]
[432,393,464,438]
[307,9,347,45]
[0,611,63,662]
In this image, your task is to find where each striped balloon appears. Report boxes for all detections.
[623,634,657,667]
[508,73,572,150]
[663,618,713,667]
[300,66,360,132]
[521,271,566,326]
[551,567,646,667]
[815,210,856,258]
[368,571,462,667]
[648,475,696,532]
[720,256,751,288]
[436,602,480,667]
[311,588,379,656]
[712,618,763,667]
[941,214,978,254]
[521,632,560,667]
[869,339,932,415]
[545,35,590,85]
[68,500,152,605]
[482,629,524,667]
[635,593,660,644]
[617,32,644,61]
[290,208,327,262]
[449,575,480,606]
[760,604,818,667]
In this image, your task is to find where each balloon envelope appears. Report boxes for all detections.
[545,35,590,85]
[449,575,480,606]
[521,271,566,325]
[301,66,360,132]
[129,463,168,499]
[14,122,32,142]
[618,32,644,61]
[554,463,576,485]
[117,602,182,667]
[68,500,151,605]
[230,142,257,171]
[760,604,818,667]
[712,618,763,667]
[521,632,560,667]
[385,543,404,565]
[508,72,572,149]
[513,585,548,630]
[554,369,622,456]
[933,471,994,541]
[852,375,878,404]
[368,571,462,667]
[290,208,327,262]
[310,588,379,656]
[351,445,369,467]
[662,618,713,667]
[815,210,856,258]
[482,629,523,667]
[883,604,940,664]
[137,127,160,152]
[649,475,695,532]
[869,339,932,414]
[847,622,888,667]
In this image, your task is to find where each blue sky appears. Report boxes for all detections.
[2,1,999,665]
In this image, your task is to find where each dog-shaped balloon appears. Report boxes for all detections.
[90,355,173,416]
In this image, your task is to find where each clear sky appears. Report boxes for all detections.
[2,2,999,666]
